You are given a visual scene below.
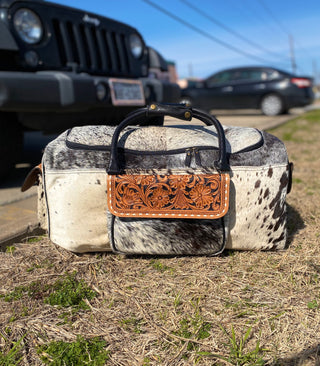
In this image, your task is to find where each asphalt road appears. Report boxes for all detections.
[0,107,305,206]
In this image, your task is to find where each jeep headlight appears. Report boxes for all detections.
[129,34,144,59]
[13,8,43,44]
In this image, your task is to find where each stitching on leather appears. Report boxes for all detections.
[107,173,229,219]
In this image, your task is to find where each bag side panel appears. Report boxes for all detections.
[37,174,48,231]
[44,171,110,253]
[229,132,288,166]
[227,164,289,250]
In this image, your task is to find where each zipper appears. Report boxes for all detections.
[66,137,218,157]
[185,148,202,167]
[65,129,264,162]
[236,130,264,153]
[67,136,206,168]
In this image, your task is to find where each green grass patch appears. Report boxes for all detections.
[1,272,96,311]
[307,299,320,309]
[149,259,175,273]
[37,335,110,366]
[0,331,25,365]
[303,109,320,123]
[26,259,54,272]
[5,246,16,254]
[292,177,302,184]
[44,272,96,310]
[268,109,320,143]
[217,325,266,365]
[25,236,44,243]
[173,297,212,355]
[1,281,51,302]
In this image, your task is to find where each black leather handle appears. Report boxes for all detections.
[108,103,229,174]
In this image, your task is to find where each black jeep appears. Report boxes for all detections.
[0,0,180,176]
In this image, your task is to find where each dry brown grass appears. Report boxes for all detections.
[1,110,320,365]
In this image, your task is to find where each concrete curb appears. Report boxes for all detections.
[0,195,43,250]
[0,225,45,249]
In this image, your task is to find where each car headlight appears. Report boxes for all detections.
[129,34,144,59]
[13,8,43,44]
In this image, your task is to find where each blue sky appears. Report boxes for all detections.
[52,0,320,81]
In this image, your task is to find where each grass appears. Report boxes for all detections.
[217,325,266,365]
[44,272,96,310]
[1,272,96,311]
[5,246,16,254]
[37,335,110,366]
[0,109,320,365]
[0,331,25,366]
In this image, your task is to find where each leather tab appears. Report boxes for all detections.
[21,164,42,192]
[107,173,229,219]
[147,103,193,121]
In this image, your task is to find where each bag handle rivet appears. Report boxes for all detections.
[150,104,156,110]
[184,111,191,119]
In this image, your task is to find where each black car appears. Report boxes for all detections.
[0,0,180,177]
[180,66,314,116]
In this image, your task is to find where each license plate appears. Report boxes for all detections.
[109,78,145,106]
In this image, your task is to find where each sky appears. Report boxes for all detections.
[52,0,320,81]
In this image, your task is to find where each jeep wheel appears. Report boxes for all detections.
[261,94,284,116]
[0,114,23,179]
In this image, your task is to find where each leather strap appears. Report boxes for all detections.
[107,103,229,174]
[21,164,42,192]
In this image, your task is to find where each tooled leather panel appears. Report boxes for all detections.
[107,173,229,219]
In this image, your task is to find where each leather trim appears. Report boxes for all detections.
[107,173,229,219]
[287,162,294,194]
[21,164,42,192]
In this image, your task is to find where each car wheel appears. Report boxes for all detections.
[0,114,23,179]
[261,94,284,116]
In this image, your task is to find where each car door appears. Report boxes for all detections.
[203,70,236,109]
[230,69,267,108]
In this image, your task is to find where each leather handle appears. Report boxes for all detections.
[107,103,229,174]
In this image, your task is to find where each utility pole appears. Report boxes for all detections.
[289,35,296,74]
[188,63,193,78]
[313,59,318,85]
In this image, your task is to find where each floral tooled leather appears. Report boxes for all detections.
[107,173,229,219]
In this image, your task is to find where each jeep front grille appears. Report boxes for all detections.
[52,19,131,76]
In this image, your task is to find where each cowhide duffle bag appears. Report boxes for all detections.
[23,103,292,255]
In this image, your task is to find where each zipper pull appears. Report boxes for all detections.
[185,148,192,167]
[194,148,202,166]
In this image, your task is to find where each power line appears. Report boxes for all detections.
[141,0,286,65]
[257,0,289,36]
[257,0,312,72]
[238,0,289,48]
[180,0,290,62]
